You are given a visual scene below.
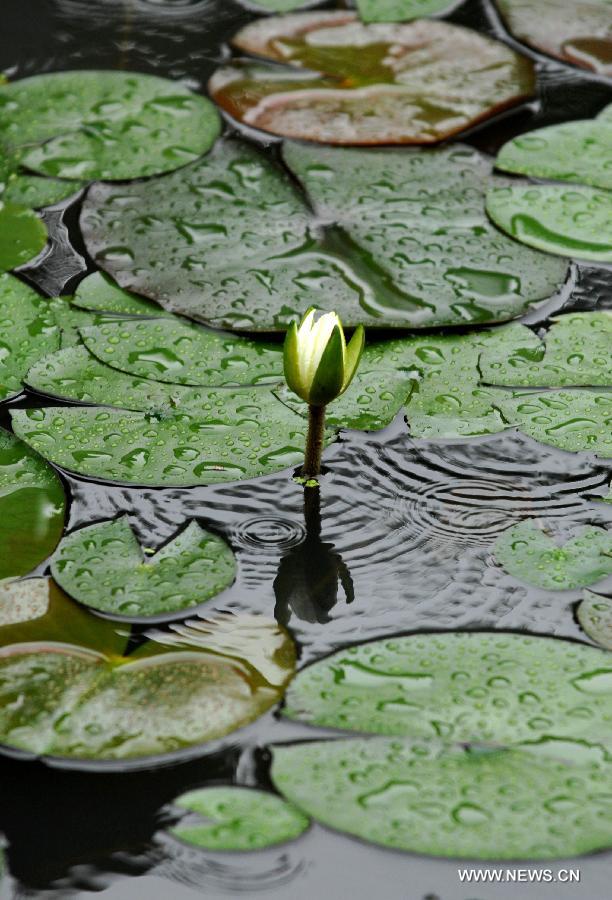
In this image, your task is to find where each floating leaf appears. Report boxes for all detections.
[494,390,612,458]
[356,0,461,21]
[486,184,612,263]
[10,385,318,486]
[494,521,612,590]
[283,631,612,745]
[81,140,566,331]
[0,577,126,656]
[0,71,221,181]
[209,14,535,145]
[73,272,167,317]
[169,786,309,850]
[0,274,60,400]
[0,613,295,762]
[496,106,612,191]
[271,738,612,858]
[0,144,82,209]
[51,518,236,620]
[0,429,65,580]
[480,312,612,387]
[495,0,612,77]
[81,318,283,387]
[578,591,612,650]
[0,202,47,272]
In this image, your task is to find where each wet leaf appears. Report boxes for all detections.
[73,272,167,317]
[486,184,612,263]
[578,591,612,650]
[169,786,309,850]
[51,518,236,619]
[81,140,566,331]
[357,0,461,21]
[0,144,83,209]
[0,429,65,580]
[494,521,612,590]
[0,71,221,181]
[495,0,612,77]
[0,274,60,400]
[493,390,612,458]
[0,202,47,272]
[283,631,612,745]
[480,312,612,387]
[0,577,126,656]
[210,13,535,145]
[10,385,319,486]
[81,318,283,386]
[496,105,612,191]
[271,737,612,858]
[0,612,295,762]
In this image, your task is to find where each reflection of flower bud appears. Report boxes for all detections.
[283,308,365,408]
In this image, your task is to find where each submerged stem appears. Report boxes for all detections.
[303,404,326,478]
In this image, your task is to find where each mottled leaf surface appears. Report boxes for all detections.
[578,591,612,650]
[0,275,59,400]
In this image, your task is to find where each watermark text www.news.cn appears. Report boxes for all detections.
[457,868,580,884]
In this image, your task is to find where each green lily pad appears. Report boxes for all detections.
[0,144,83,209]
[271,737,612,859]
[578,591,612,650]
[9,382,318,486]
[494,521,612,590]
[493,390,612,458]
[0,274,60,400]
[480,312,612,387]
[51,517,236,620]
[0,577,126,656]
[0,612,295,762]
[0,71,221,181]
[81,140,566,331]
[169,786,309,850]
[0,202,47,272]
[495,0,612,77]
[209,14,535,146]
[47,297,121,350]
[73,272,167,317]
[496,107,612,191]
[357,0,461,21]
[283,631,612,745]
[81,318,283,387]
[486,185,612,263]
[0,429,65,581]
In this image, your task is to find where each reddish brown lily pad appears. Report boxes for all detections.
[209,12,535,145]
[495,0,612,77]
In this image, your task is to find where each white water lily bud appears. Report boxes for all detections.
[284,308,365,407]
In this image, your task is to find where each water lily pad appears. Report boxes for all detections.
[0,202,47,272]
[496,107,612,191]
[51,517,236,620]
[73,272,167,317]
[10,383,317,486]
[0,577,126,656]
[357,0,461,21]
[271,737,612,858]
[480,313,612,387]
[0,429,65,581]
[0,274,60,400]
[81,140,566,331]
[283,631,612,745]
[486,184,612,263]
[494,521,612,590]
[169,786,309,850]
[0,71,221,181]
[0,144,82,209]
[578,591,612,650]
[495,0,612,77]
[81,318,283,387]
[494,390,612,458]
[0,612,295,762]
[209,14,535,145]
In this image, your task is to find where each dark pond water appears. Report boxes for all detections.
[1,0,612,897]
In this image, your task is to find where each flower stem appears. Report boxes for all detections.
[303,404,326,478]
